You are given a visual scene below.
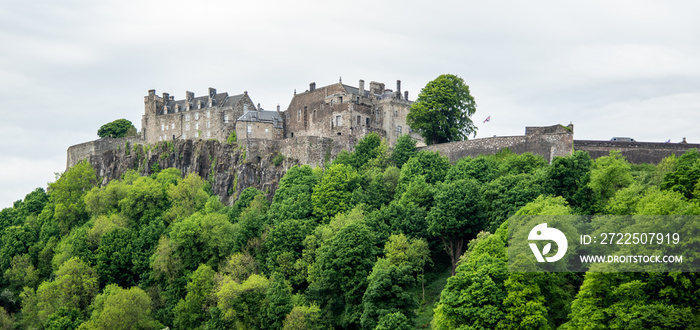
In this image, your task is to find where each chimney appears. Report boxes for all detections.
[359,79,365,95]
[257,103,261,111]
[170,96,174,101]
[148,89,156,97]
[369,81,385,95]
[396,80,401,95]
[404,91,409,100]
[310,82,316,91]
[277,104,280,112]
[162,92,169,102]
[186,91,194,101]
[209,87,216,98]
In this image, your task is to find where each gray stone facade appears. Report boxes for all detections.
[420,124,574,164]
[283,79,424,147]
[141,88,257,144]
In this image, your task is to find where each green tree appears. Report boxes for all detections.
[216,274,270,329]
[311,164,359,221]
[282,304,325,330]
[173,264,216,329]
[374,312,412,330]
[427,179,485,275]
[229,187,265,221]
[266,273,294,330]
[391,134,418,169]
[308,222,377,328]
[97,119,137,138]
[352,133,383,169]
[589,150,634,205]
[360,258,417,330]
[268,165,318,223]
[661,148,700,199]
[432,224,509,330]
[81,284,162,329]
[48,161,97,234]
[406,74,477,145]
[96,227,136,287]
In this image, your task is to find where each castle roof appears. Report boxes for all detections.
[342,84,370,97]
[159,92,246,115]
[237,109,283,129]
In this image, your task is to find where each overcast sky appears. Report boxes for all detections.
[1,0,699,208]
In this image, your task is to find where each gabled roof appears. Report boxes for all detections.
[237,110,283,129]
[159,92,246,115]
[342,84,370,97]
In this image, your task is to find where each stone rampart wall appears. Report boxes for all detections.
[574,140,700,164]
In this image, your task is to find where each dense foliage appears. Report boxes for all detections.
[407,74,477,145]
[97,119,137,139]
[1,135,699,329]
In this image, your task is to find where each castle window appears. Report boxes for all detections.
[397,126,402,134]
[224,114,229,123]
[195,113,200,120]
[356,97,360,103]
[339,97,343,104]
[394,110,398,117]
[366,118,370,126]
[297,110,301,122]
[265,128,269,133]
[207,111,211,119]
[171,123,175,130]
[207,121,210,129]
[291,132,294,137]
[247,124,252,134]
[195,123,199,130]
[207,131,211,138]
[185,113,190,121]
[161,124,165,131]
[335,115,341,127]
[183,133,187,139]
[357,116,361,125]
[186,123,190,131]
[197,103,201,110]
[244,104,248,112]
[330,99,333,106]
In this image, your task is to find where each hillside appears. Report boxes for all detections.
[1,133,700,329]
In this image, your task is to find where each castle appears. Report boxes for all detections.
[141,78,424,147]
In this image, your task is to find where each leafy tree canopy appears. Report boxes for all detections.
[97,119,137,139]
[407,74,477,145]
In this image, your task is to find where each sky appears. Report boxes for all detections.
[1,0,700,209]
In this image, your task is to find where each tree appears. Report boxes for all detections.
[311,164,359,221]
[360,258,417,330]
[266,273,294,330]
[427,178,485,275]
[406,74,477,145]
[308,222,377,328]
[391,134,417,169]
[97,119,137,138]
[81,284,162,329]
[173,264,216,329]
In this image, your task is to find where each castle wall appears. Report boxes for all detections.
[419,125,574,163]
[66,135,144,169]
[574,140,700,164]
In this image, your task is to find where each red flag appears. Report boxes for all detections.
[483,116,491,123]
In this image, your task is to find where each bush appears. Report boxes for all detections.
[273,153,285,167]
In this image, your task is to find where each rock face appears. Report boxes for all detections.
[75,139,293,205]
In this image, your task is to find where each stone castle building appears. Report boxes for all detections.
[283,79,424,146]
[140,78,423,148]
[142,88,257,144]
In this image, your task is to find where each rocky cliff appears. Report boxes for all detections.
[72,139,294,205]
